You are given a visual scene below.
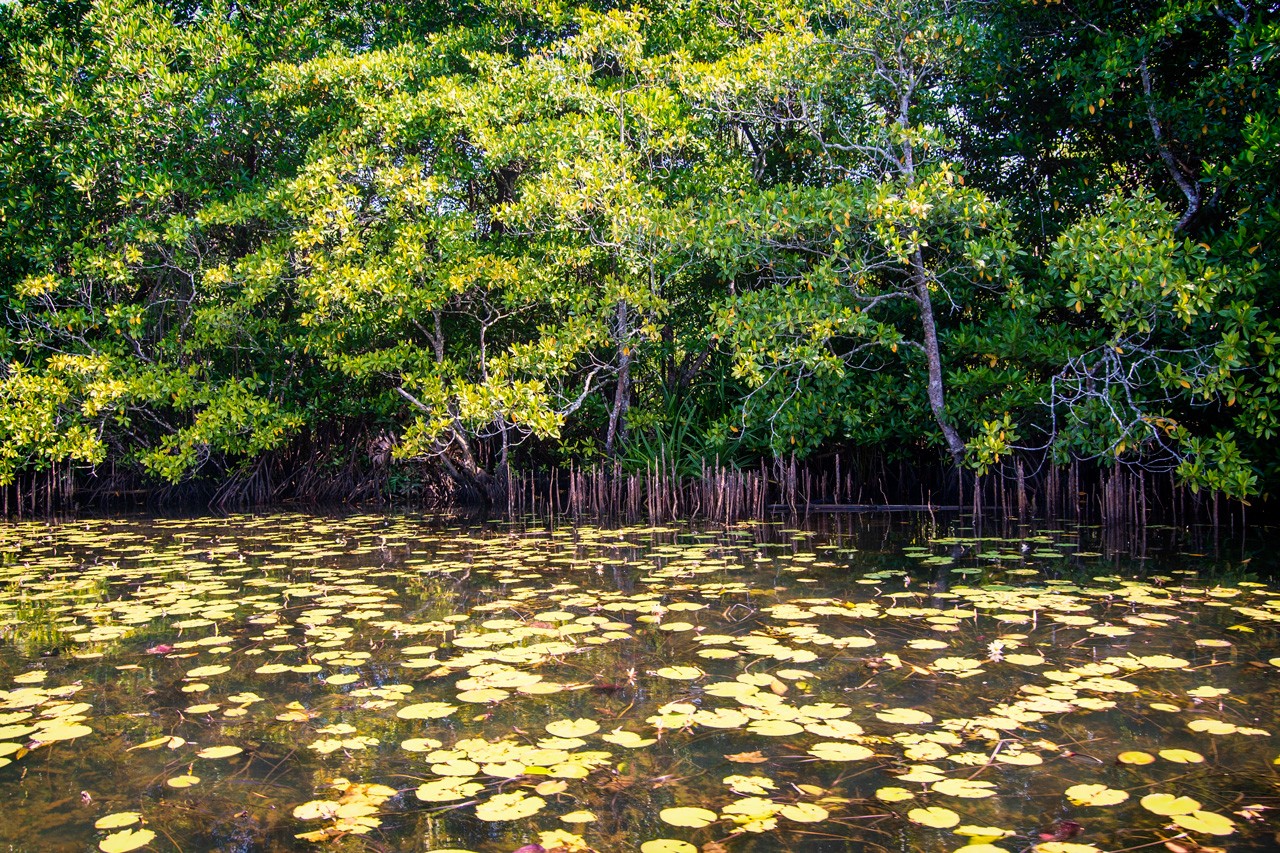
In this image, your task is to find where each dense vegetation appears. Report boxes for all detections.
[1,0,1277,506]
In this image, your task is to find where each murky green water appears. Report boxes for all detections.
[2,512,1279,853]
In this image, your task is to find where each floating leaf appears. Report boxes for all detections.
[127,738,171,752]
[876,708,932,725]
[196,745,243,760]
[601,728,655,748]
[1135,655,1189,669]
[324,673,359,686]
[747,719,804,737]
[31,722,92,742]
[1171,810,1235,835]
[545,719,599,738]
[1158,748,1204,764]
[779,802,828,822]
[1140,793,1201,815]
[94,813,142,830]
[396,702,458,720]
[474,792,545,821]
[455,688,509,703]
[431,758,480,776]
[400,737,444,752]
[908,806,960,828]
[535,780,568,796]
[293,801,340,820]
[416,778,483,803]
[875,786,915,802]
[659,806,718,828]
[808,742,874,761]
[98,828,155,853]
[1187,719,1237,735]
[932,778,996,798]
[640,841,697,853]
[1064,784,1128,806]
[954,825,1014,840]
[724,775,777,795]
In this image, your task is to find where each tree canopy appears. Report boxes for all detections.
[2,0,1277,504]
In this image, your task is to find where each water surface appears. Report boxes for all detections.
[1,512,1278,853]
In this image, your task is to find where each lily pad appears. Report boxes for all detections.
[908,806,960,828]
[99,828,155,853]
[659,806,718,828]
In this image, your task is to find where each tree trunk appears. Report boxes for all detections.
[1140,58,1201,231]
[912,251,967,467]
[604,300,632,456]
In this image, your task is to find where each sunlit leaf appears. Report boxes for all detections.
[545,719,599,738]
[640,841,697,853]
[293,801,340,821]
[94,813,142,830]
[875,786,915,802]
[1171,810,1235,835]
[808,742,874,761]
[196,745,243,759]
[659,807,718,828]
[779,802,828,822]
[908,806,960,828]
[474,792,545,821]
[1140,793,1201,815]
[98,828,155,853]
[876,708,932,725]
[1064,783,1128,806]
[396,703,458,720]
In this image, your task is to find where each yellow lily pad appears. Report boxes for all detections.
[875,786,915,802]
[1064,783,1128,806]
[659,806,718,828]
[807,742,874,761]
[779,802,828,822]
[196,745,243,760]
[877,708,932,725]
[474,792,545,821]
[1171,810,1235,835]
[396,702,458,720]
[1140,793,1201,815]
[908,806,960,828]
[545,718,599,738]
[94,812,142,830]
[99,828,155,853]
[641,841,697,853]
